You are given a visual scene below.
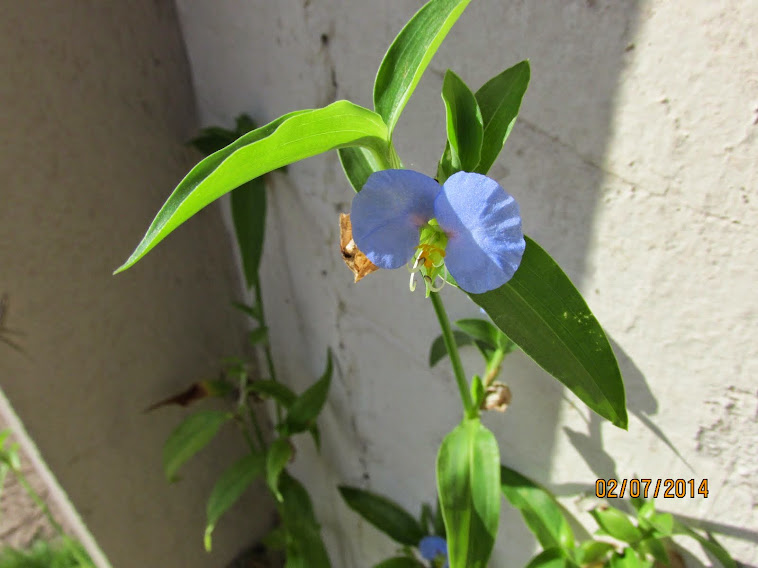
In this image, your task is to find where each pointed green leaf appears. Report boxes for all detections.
[470,236,627,429]
[454,319,500,350]
[115,102,389,273]
[525,549,580,568]
[500,464,575,551]
[590,507,642,544]
[249,379,297,408]
[575,541,615,565]
[374,0,472,134]
[231,177,267,289]
[338,486,425,546]
[278,471,331,568]
[437,419,500,568]
[284,349,333,434]
[266,438,293,501]
[231,301,261,322]
[248,326,268,346]
[429,330,474,367]
[338,146,387,193]
[438,69,483,181]
[474,60,530,175]
[204,452,265,551]
[163,410,230,482]
[609,547,649,568]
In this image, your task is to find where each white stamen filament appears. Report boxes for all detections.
[409,270,418,292]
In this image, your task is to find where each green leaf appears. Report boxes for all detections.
[338,486,425,547]
[231,300,261,322]
[248,326,268,346]
[115,102,389,273]
[189,127,236,156]
[249,379,297,408]
[163,410,230,482]
[470,374,485,408]
[429,330,473,367]
[609,547,649,568]
[266,438,293,501]
[470,236,627,429]
[374,558,426,568]
[590,507,643,544]
[473,60,530,175]
[420,503,434,534]
[672,520,737,568]
[634,537,668,564]
[439,69,483,177]
[525,548,579,568]
[454,319,500,350]
[283,349,333,434]
[338,146,387,193]
[231,176,267,288]
[575,541,615,565]
[500,465,575,551]
[437,419,500,568]
[204,452,265,551]
[278,471,331,568]
[374,0,472,135]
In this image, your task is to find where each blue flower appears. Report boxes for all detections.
[350,170,525,294]
[418,535,449,568]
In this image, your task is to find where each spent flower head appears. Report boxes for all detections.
[350,170,525,295]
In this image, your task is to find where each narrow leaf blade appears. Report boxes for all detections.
[278,471,331,568]
[429,330,473,367]
[204,452,265,551]
[266,438,293,501]
[249,379,297,408]
[338,486,425,547]
[437,419,500,568]
[116,102,388,273]
[374,0,472,134]
[470,236,627,429]
[441,69,483,173]
[163,410,230,482]
[500,464,575,551]
[284,350,333,434]
[231,177,267,288]
[338,146,386,193]
[474,60,530,175]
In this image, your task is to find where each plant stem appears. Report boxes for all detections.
[430,292,475,418]
[254,279,283,424]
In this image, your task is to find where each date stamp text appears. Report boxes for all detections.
[595,478,709,499]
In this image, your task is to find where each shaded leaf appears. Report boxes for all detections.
[249,380,297,408]
[204,452,265,551]
[671,520,737,568]
[374,558,426,568]
[437,419,500,568]
[278,471,331,568]
[429,330,473,367]
[284,350,333,435]
[163,411,230,482]
[525,548,579,568]
[470,236,627,429]
[266,438,293,501]
[439,69,483,178]
[338,146,387,193]
[231,176,267,288]
[339,486,425,547]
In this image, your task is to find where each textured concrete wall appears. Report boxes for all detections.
[176,0,757,565]
[0,2,274,566]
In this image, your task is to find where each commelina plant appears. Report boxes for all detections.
[115,0,631,566]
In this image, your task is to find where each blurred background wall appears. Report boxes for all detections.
[175,0,758,565]
[0,2,275,566]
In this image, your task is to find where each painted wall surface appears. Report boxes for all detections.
[0,2,275,566]
[176,0,758,565]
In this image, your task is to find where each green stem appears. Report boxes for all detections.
[254,278,283,425]
[430,292,476,418]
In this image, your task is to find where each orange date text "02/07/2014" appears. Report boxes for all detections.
[595,478,709,499]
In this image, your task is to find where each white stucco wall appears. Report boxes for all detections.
[175,0,758,565]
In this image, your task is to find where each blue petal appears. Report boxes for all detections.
[418,535,448,561]
[434,172,525,294]
[351,169,440,269]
